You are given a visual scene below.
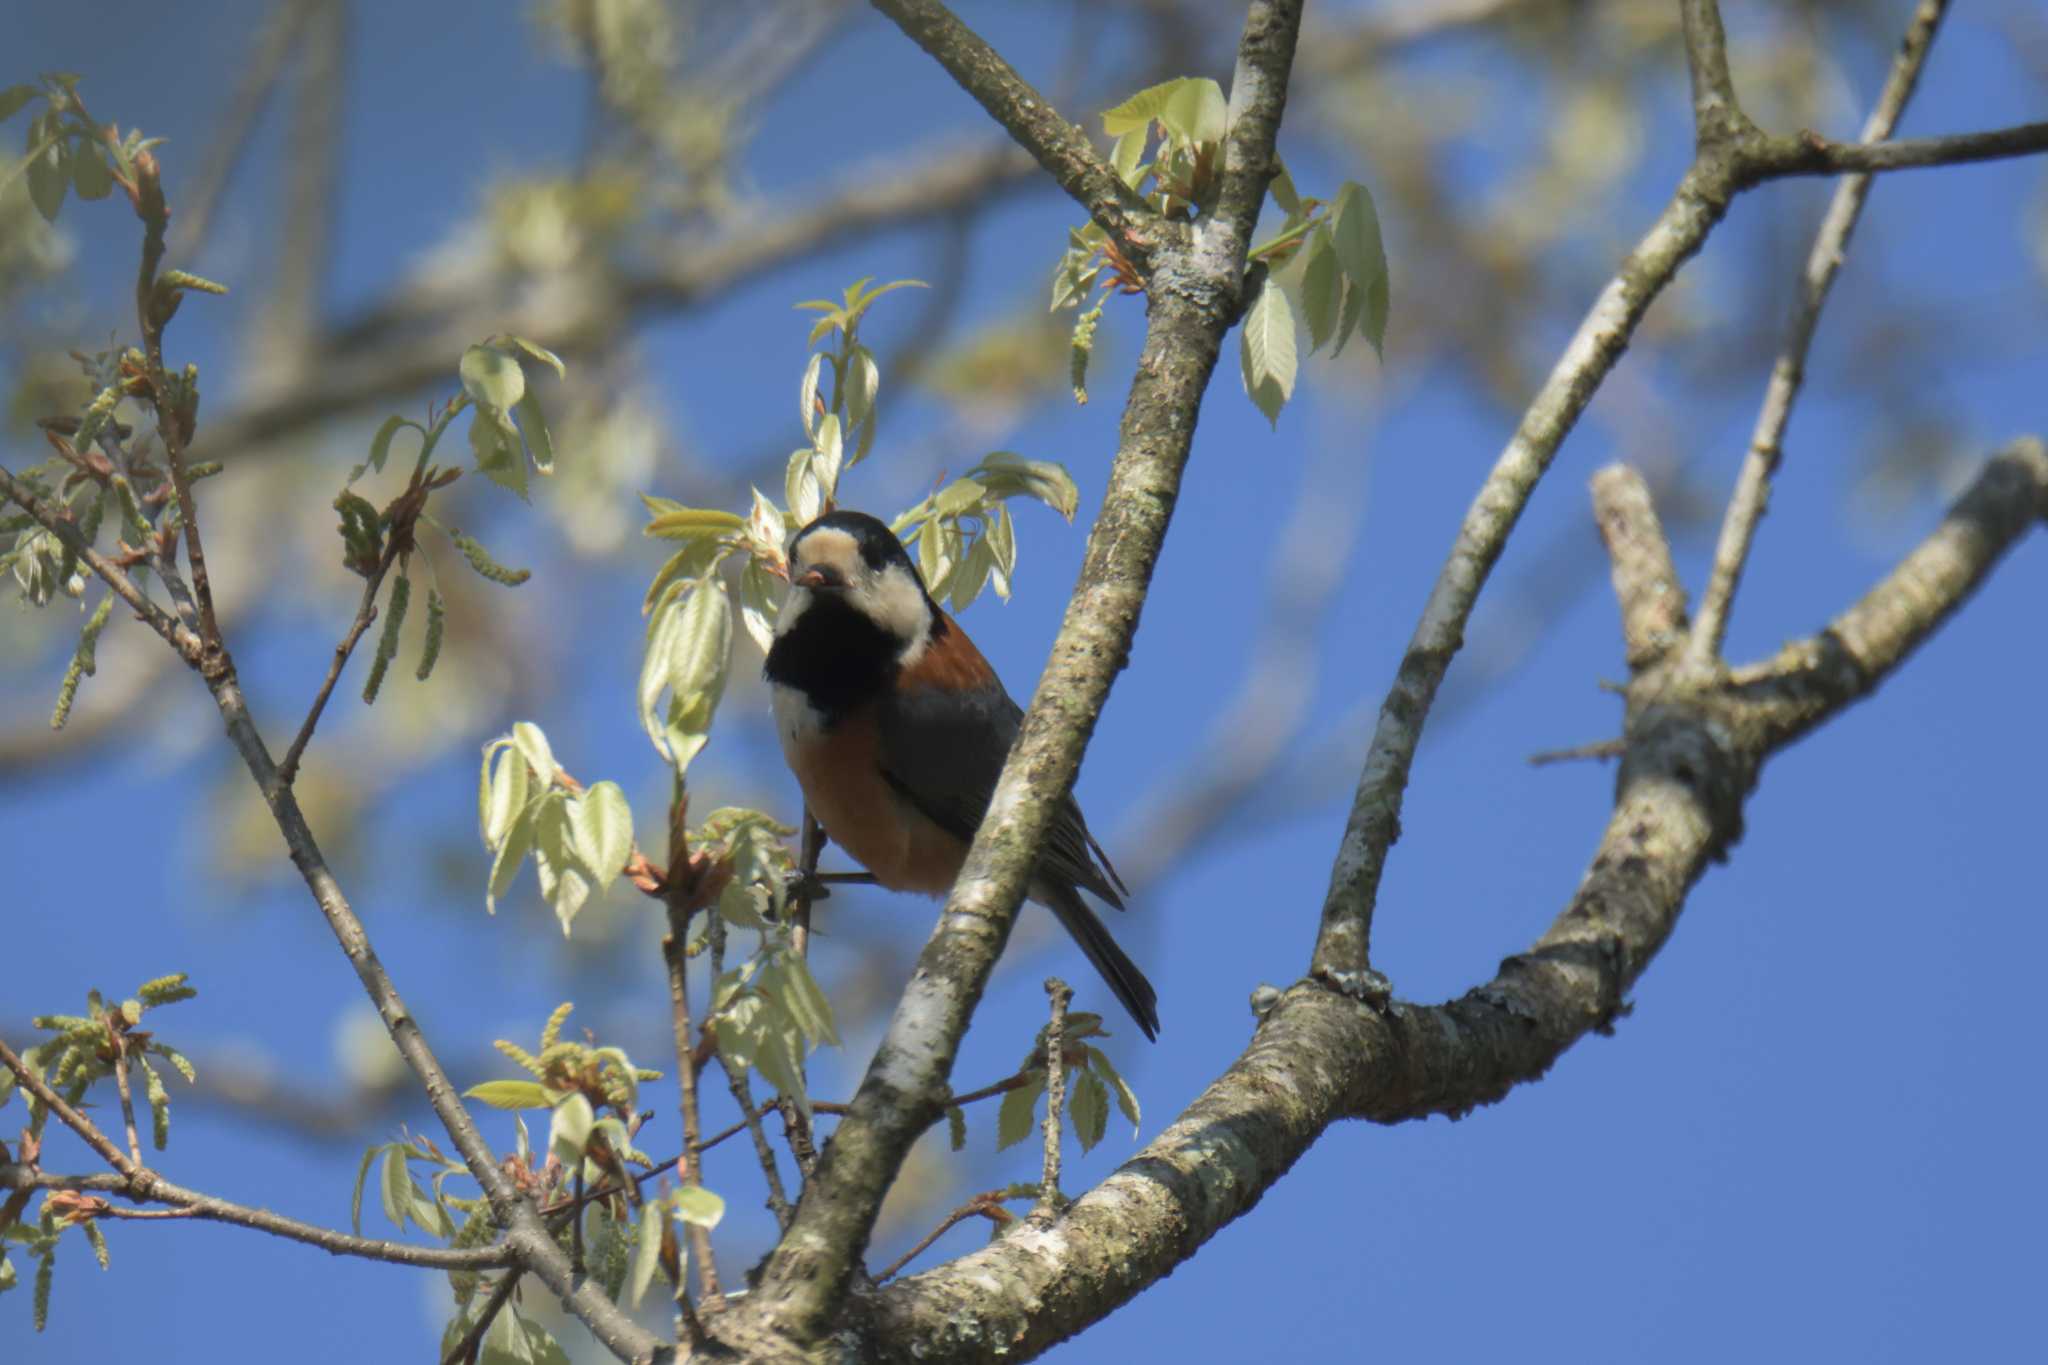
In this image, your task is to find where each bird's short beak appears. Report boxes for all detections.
[795,566,845,590]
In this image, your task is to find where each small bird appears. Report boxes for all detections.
[763,509,1159,1040]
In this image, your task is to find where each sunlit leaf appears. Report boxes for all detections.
[547,1092,596,1167]
[672,1185,725,1229]
[1239,274,1297,427]
[1068,1069,1109,1153]
[567,780,633,893]
[511,722,555,790]
[459,344,525,412]
[464,1079,552,1110]
[996,1079,1042,1151]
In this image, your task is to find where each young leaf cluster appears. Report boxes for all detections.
[708,935,840,1122]
[1,976,197,1329]
[1,346,224,728]
[459,335,566,502]
[2,976,198,1144]
[1,74,163,225]
[1048,76,1392,424]
[478,723,636,934]
[991,1013,1141,1156]
[1240,174,1390,426]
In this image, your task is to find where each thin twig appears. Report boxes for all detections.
[1527,739,1626,767]
[1754,120,2048,179]
[442,1269,523,1365]
[279,547,396,783]
[1038,979,1072,1214]
[0,1040,513,1272]
[0,157,662,1362]
[868,0,1158,261]
[662,786,721,1301]
[112,1052,144,1170]
[1689,0,1952,666]
[873,1189,1022,1283]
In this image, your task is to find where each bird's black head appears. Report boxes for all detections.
[766,509,945,717]
[787,510,918,588]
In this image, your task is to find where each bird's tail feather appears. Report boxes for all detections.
[1037,883,1159,1041]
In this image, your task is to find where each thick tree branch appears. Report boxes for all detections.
[867,0,1160,262]
[737,2,1305,1352]
[862,438,2048,1360]
[1308,154,1740,983]
[1690,0,1951,664]
[1741,438,2048,749]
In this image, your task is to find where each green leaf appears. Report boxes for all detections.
[1068,1069,1109,1153]
[970,452,1080,521]
[459,344,526,413]
[463,1079,552,1110]
[1239,275,1297,427]
[350,1144,384,1235]
[548,1092,596,1167]
[843,345,878,438]
[949,535,994,614]
[0,86,36,122]
[1269,153,1302,220]
[380,1145,411,1230]
[365,414,419,477]
[501,335,566,380]
[798,351,825,440]
[643,504,746,541]
[762,951,839,1048]
[1298,226,1341,353]
[485,801,533,914]
[24,119,68,223]
[1111,125,1147,186]
[468,407,527,500]
[1160,77,1227,145]
[511,722,555,790]
[996,1080,1042,1152]
[71,144,111,201]
[785,446,822,528]
[410,1190,454,1240]
[811,413,843,494]
[672,1185,725,1229]
[659,579,733,772]
[481,741,528,847]
[512,389,555,476]
[1101,78,1185,136]
[1089,1055,1138,1137]
[568,781,633,892]
[628,1195,667,1308]
[1329,181,1389,356]
[736,555,781,655]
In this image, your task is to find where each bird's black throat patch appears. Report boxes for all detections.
[765,594,908,727]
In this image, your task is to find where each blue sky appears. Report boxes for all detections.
[6,2,2046,1361]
